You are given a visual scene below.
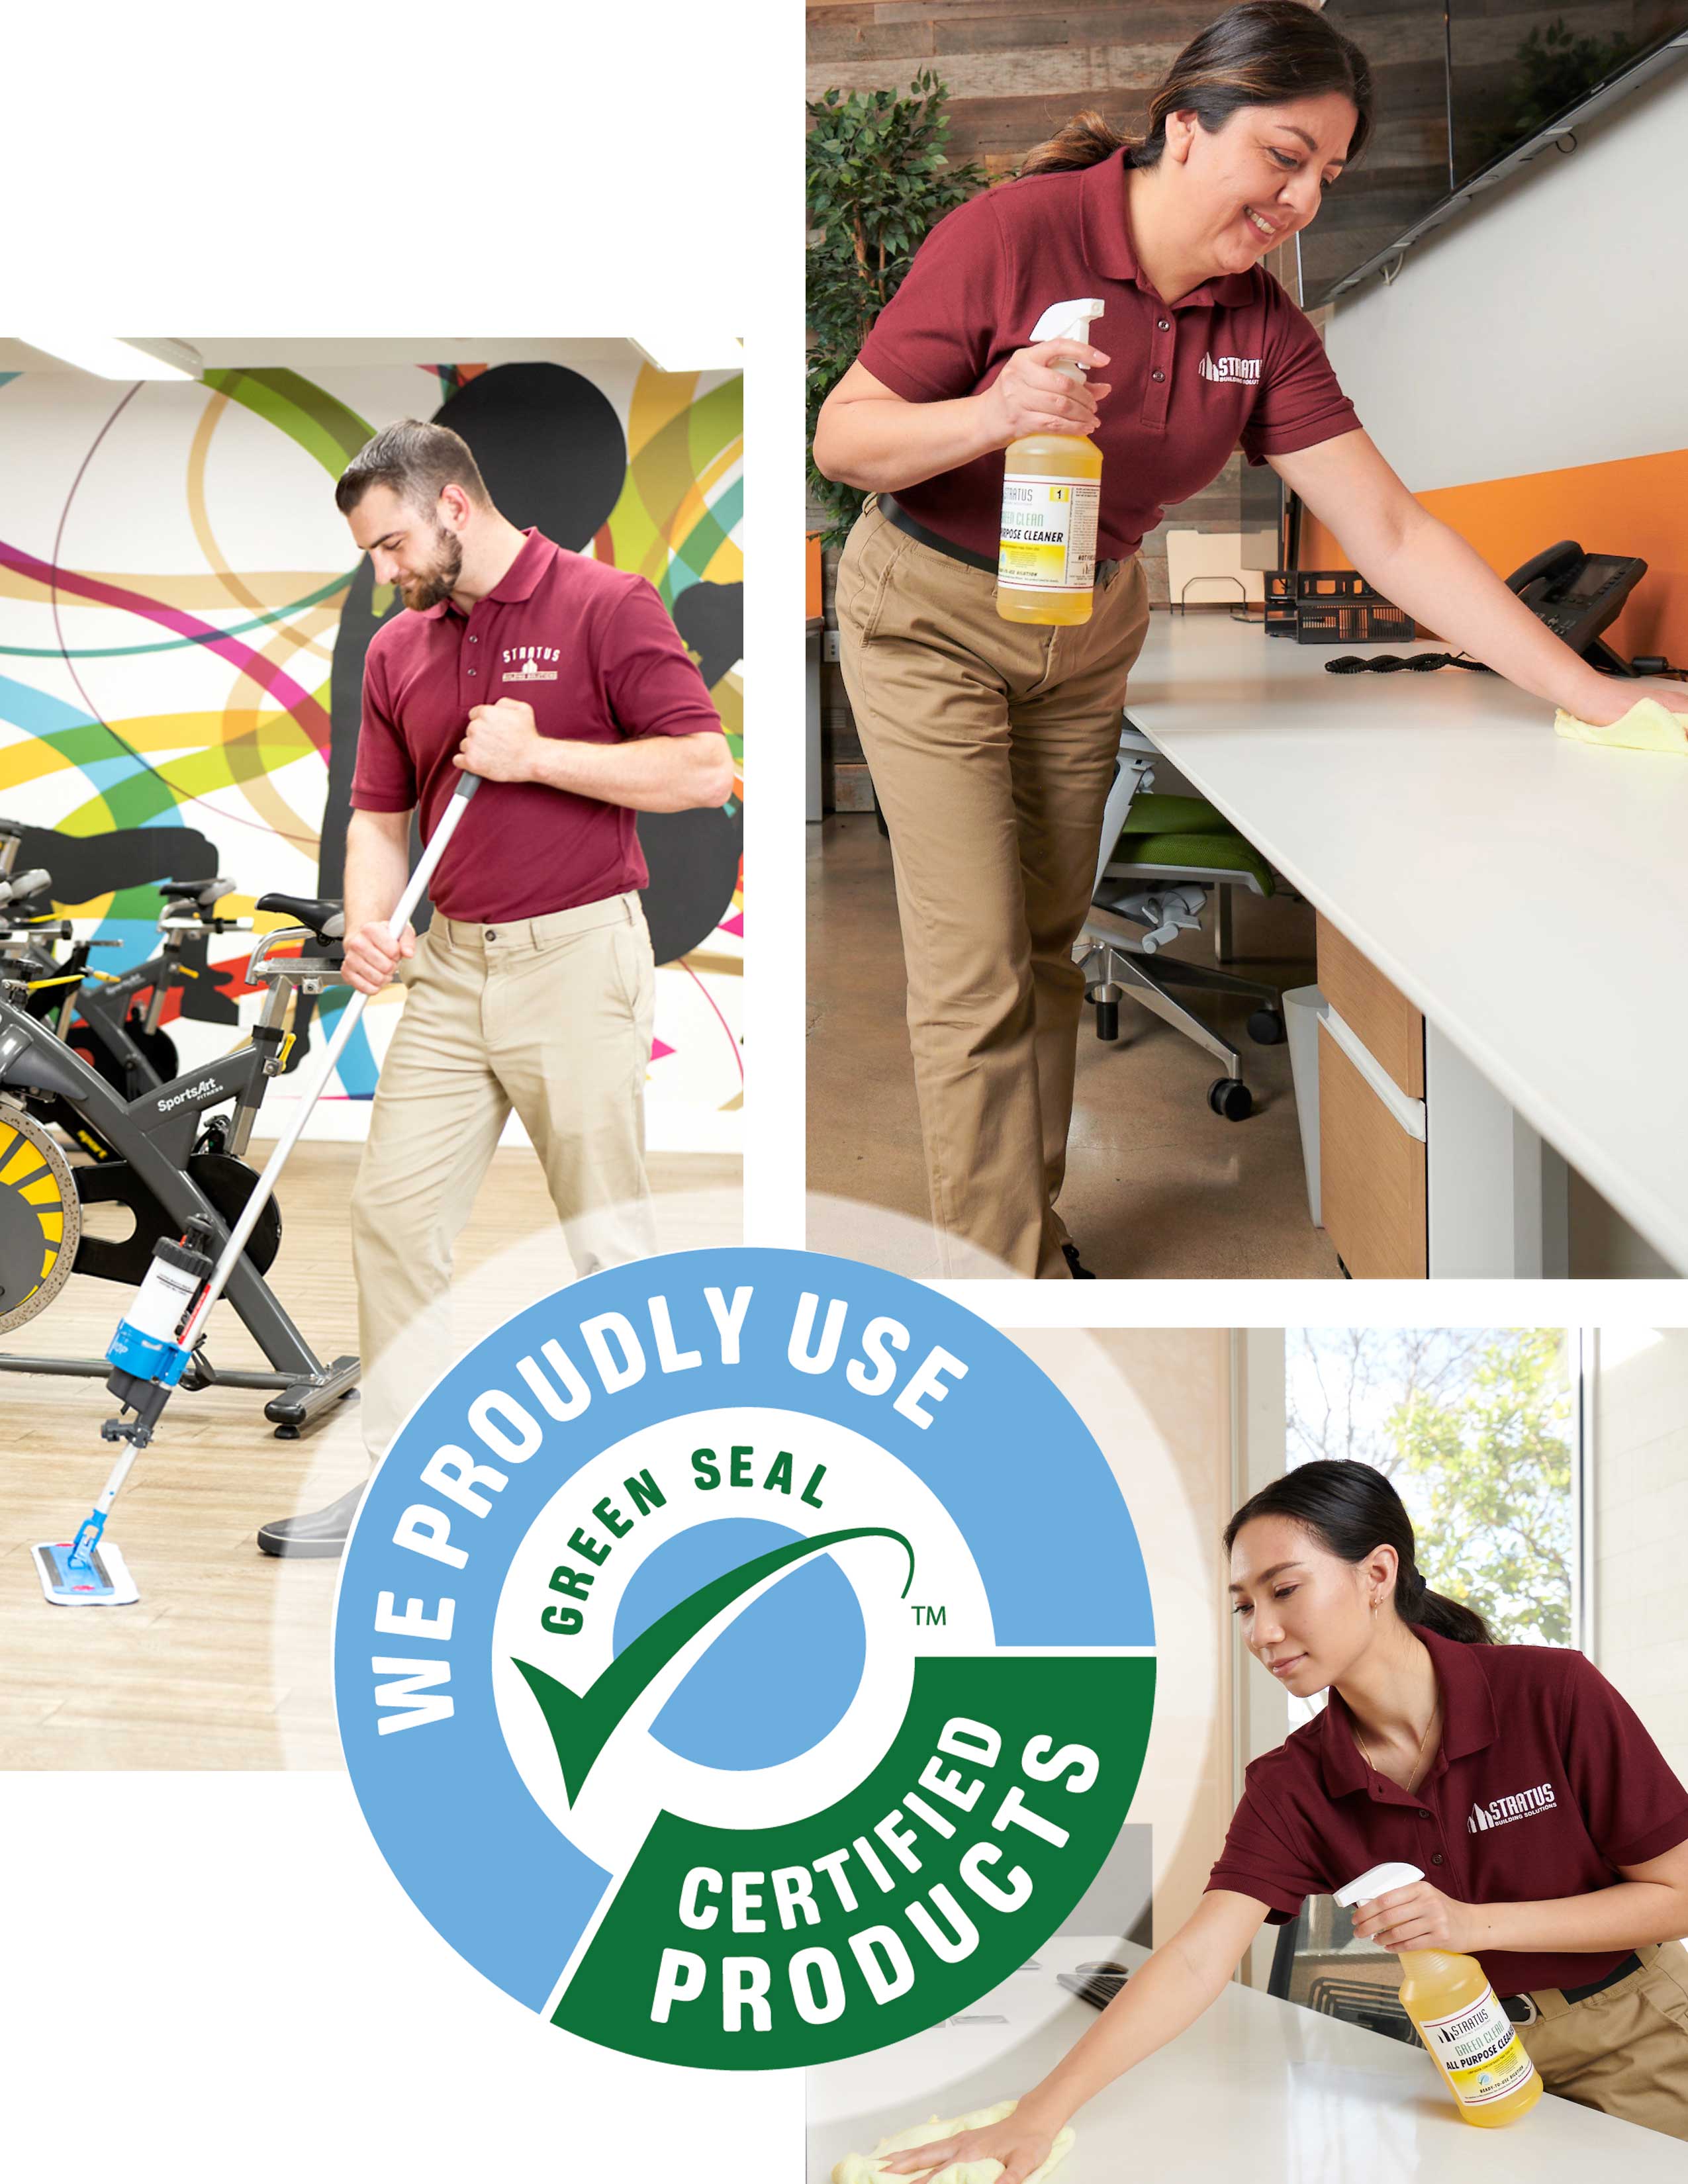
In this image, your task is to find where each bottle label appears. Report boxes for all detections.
[124,1259,201,1344]
[1417,1985,1535,2108]
[998,475,1101,592]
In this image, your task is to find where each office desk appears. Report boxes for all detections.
[808,1936,1687,2181]
[1121,616,1688,1275]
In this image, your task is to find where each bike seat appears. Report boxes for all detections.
[257,893,346,941]
[159,874,232,905]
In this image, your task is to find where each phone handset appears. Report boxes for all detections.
[1505,540,1584,597]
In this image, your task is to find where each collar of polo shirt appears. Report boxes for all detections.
[1318,1625,1501,1800]
[415,525,551,620]
[1078,146,1258,310]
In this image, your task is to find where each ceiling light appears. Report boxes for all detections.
[13,338,203,381]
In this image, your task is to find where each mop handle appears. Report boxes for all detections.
[69,1440,146,1560]
[179,770,483,1347]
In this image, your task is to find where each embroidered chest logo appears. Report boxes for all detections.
[1197,354,1261,384]
[1468,1782,1558,1833]
[502,644,561,684]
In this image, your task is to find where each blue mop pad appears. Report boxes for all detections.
[32,1537,139,1606]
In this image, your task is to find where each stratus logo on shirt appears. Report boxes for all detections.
[1197,353,1262,384]
[502,644,560,683]
[1468,1782,1558,1832]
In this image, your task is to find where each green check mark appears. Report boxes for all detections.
[512,1526,915,1804]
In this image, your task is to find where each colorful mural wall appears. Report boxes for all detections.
[0,353,743,1150]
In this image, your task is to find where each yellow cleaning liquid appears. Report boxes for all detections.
[1336,1862,1543,2128]
[998,297,1105,627]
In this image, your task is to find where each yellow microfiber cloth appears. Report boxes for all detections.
[832,2101,1076,2184]
[1554,696,1688,752]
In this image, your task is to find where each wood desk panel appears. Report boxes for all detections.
[1319,1021,1428,1277]
[1317,913,1425,1099]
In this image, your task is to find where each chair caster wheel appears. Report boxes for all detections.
[1247,1006,1286,1046]
[273,1424,301,1440]
[1096,999,1119,1042]
[1208,1077,1253,1121]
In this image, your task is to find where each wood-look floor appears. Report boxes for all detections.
[0,1144,741,1770]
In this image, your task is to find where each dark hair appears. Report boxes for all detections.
[334,419,491,517]
[1020,1,1373,178]
[1224,1459,1491,1644]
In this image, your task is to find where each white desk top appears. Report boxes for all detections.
[1122,616,1688,1273]
[808,1938,1687,2182]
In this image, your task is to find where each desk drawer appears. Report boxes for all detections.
[1315,916,1423,1100]
[1318,1021,1428,1277]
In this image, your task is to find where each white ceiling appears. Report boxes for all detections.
[0,338,648,373]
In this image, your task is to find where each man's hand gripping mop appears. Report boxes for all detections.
[31,771,483,1606]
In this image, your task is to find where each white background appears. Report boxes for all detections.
[5,3,806,2177]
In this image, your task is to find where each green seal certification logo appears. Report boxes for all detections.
[334,1249,1155,2067]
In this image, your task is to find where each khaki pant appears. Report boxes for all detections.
[350,891,657,1455]
[1519,1939,1688,2141]
[834,498,1152,1278]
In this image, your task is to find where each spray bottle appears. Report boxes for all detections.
[998,298,1106,627]
[1334,1862,1543,2128]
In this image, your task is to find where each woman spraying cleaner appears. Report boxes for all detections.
[875,1462,1688,2179]
[998,299,1105,625]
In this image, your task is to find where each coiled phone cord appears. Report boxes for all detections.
[1323,651,1491,674]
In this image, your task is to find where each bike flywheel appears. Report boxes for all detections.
[0,1098,81,1333]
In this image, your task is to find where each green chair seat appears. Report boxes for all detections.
[1109,827,1276,897]
[1115,792,1228,835]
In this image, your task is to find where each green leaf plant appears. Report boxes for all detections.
[806,71,986,547]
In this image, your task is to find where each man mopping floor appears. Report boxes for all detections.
[258,419,731,1559]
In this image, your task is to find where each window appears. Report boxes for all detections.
[1285,1328,1581,1653]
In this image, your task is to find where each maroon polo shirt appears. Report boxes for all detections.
[1205,1627,1688,1996]
[350,528,723,924]
[857,148,1360,564]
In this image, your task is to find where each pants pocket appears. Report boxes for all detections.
[837,508,916,649]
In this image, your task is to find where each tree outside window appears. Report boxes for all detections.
[1285,1328,1575,1649]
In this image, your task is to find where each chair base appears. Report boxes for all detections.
[1078,907,1283,1082]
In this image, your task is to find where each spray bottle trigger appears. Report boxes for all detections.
[1029,297,1106,385]
[1335,1861,1425,1907]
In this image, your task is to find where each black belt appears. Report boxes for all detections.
[878,494,1120,584]
[1503,1951,1642,2024]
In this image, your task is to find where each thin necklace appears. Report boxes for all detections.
[1352,1695,1440,1794]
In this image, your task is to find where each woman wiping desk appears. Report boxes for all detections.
[812,0,1688,1281]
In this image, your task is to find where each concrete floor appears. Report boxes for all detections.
[806,815,1342,1280]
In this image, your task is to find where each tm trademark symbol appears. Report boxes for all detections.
[910,1603,947,1627]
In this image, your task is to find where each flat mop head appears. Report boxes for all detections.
[32,1537,139,1607]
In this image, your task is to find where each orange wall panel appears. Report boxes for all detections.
[1301,447,1688,668]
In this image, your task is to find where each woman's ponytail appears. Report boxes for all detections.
[1407,1579,1491,1646]
[1019,110,1129,179]
[1225,1458,1493,1645]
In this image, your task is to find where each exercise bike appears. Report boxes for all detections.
[0,823,302,1153]
[0,893,358,1437]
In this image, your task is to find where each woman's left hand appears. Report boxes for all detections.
[1350,1880,1487,1954]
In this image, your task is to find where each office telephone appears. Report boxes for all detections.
[1324,539,1650,677]
[1503,540,1647,674]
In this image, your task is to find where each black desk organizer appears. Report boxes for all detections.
[1265,569,1415,645]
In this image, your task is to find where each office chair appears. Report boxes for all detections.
[1075,717,1289,1120]
[1268,1902,1419,2046]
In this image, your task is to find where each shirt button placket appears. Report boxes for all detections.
[1143,310,1174,430]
